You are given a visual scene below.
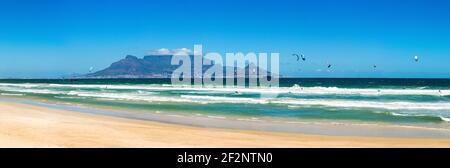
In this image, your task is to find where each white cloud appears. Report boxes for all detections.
[157,48,171,55]
[149,48,193,55]
[172,48,191,55]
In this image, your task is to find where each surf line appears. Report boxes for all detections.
[177,152,212,166]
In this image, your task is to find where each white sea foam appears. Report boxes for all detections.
[0,93,24,96]
[180,95,268,104]
[287,86,450,96]
[54,96,83,99]
[65,90,202,104]
[0,87,65,95]
[391,112,410,116]
[1,83,449,96]
[0,83,40,88]
[2,83,450,114]
[274,98,450,110]
[207,115,227,119]
[440,116,450,122]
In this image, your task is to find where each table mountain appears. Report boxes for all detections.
[84,55,274,78]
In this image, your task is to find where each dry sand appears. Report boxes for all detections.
[1,102,450,148]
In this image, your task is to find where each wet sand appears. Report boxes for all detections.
[1,101,450,147]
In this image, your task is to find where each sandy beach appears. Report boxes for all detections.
[1,101,450,148]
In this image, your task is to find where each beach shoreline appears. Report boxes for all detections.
[5,96,450,139]
[1,100,450,147]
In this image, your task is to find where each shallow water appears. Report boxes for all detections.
[1,78,450,126]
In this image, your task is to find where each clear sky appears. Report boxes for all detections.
[0,0,449,78]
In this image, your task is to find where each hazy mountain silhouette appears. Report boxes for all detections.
[84,55,274,78]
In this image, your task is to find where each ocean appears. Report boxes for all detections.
[1,78,450,128]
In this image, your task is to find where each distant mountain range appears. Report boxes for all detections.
[82,55,274,78]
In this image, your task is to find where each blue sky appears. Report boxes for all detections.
[0,0,449,78]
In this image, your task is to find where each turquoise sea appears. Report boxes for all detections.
[1,78,450,127]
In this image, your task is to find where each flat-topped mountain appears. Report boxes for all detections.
[84,55,274,78]
[86,55,177,78]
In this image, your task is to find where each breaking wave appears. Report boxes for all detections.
[1,82,450,122]
[1,83,449,96]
